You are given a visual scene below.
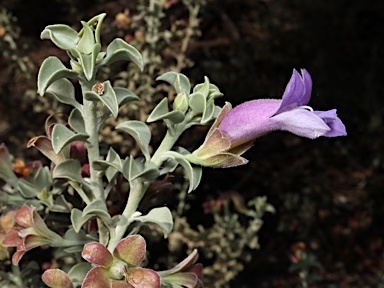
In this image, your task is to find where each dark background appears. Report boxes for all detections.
[1,0,383,287]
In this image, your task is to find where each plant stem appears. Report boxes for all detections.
[54,238,90,247]
[107,180,150,251]
[10,265,24,288]
[80,79,108,244]
[81,80,105,200]
[151,127,183,167]
[108,121,186,251]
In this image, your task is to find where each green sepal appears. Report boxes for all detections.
[189,92,206,115]
[53,159,83,183]
[45,78,82,111]
[156,72,191,95]
[71,199,111,233]
[84,81,119,117]
[69,108,86,134]
[99,38,143,70]
[40,24,79,50]
[133,207,173,238]
[157,150,202,192]
[51,124,88,155]
[18,179,39,198]
[160,273,198,288]
[76,21,95,54]
[37,56,78,96]
[147,97,185,124]
[116,121,151,160]
[114,87,140,107]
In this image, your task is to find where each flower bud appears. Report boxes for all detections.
[173,92,189,114]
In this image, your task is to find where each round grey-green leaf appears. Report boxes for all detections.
[116,121,151,160]
[156,72,191,95]
[45,78,82,111]
[51,124,88,154]
[37,56,78,96]
[100,38,143,70]
[53,159,83,183]
[40,24,79,50]
[134,207,173,238]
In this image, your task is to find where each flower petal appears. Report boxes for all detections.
[42,269,74,288]
[273,69,313,116]
[219,99,280,146]
[31,209,62,241]
[82,267,110,288]
[275,69,306,114]
[111,280,134,288]
[314,109,347,137]
[114,235,146,266]
[193,128,232,159]
[82,242,113,267]
[127,268,160,288]
[185,263,203,277]
[191,152,249,168]
[301,69,312,107]
[27,136,66,165]
[158,250,199,276]
[271,108,331,139]
[2,229,23,247]
[161,272,198,288]
[205,102,232,138]
[0,210,16,230]
[12,250,26,265]
[24,234,51,250]
[15,206,34,227]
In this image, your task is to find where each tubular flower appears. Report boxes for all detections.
[0,210,17,260]
[27,122,66,165]
[2,205,63,265]
[187,69,347,168]
[158,249,203,288]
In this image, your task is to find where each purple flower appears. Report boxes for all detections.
[187,69,346,168]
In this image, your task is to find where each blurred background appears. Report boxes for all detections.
[0,0,383,287]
